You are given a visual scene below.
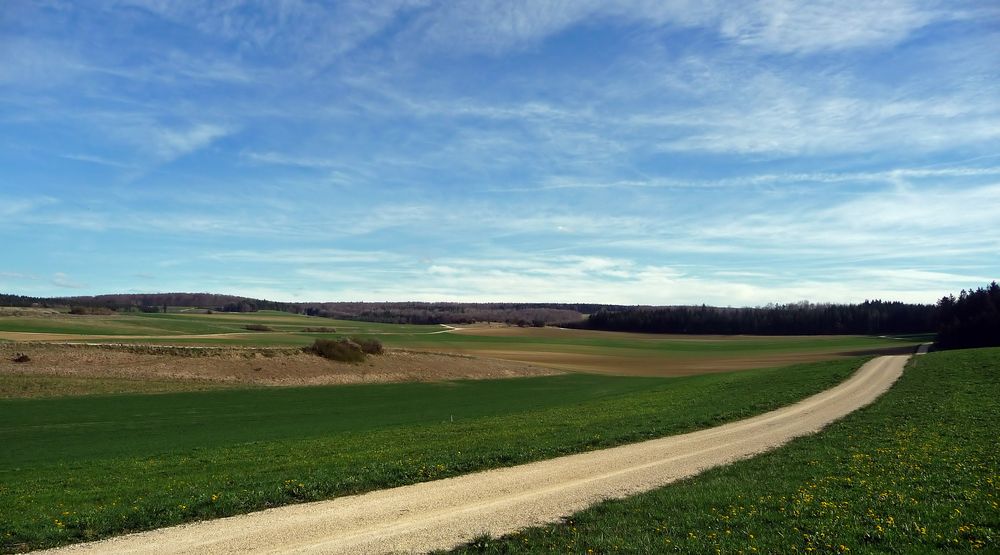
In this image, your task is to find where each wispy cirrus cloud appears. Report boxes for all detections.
[400,0,953,56]
[51,272,86,290]
[3,1,998,302]
[715,0,940,54]
[148,123,231,161]
[60,153,136,169]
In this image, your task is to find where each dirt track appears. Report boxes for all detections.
[40,354,908,554]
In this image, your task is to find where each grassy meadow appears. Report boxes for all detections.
[0,357,865,552]
[449,347,1000,554]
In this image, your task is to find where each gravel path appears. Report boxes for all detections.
[39,355,909,554]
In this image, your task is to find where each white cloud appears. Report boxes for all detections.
[716,0,938,54]
[0,197,58,218]
[151,123,231,161]
[403,0,948,56]
[209,249,405,265]
[265,253,955,305]
[51,272,85,289]
[116,0,418,65]
[654,82,1000,156]
[60,153,135,168]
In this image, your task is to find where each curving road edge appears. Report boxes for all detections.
[40,354,911,555]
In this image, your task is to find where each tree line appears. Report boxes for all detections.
[936,282,1000,349]
[566,300,937,335]
[0,293,282,313]
[291,302,587,326]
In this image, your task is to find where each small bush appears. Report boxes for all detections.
[350,336,384,355]
[13,353,31,363]
[307,338,366,363]
[244,324,273,332]
[68,306,115,315]
[302,327,337,333]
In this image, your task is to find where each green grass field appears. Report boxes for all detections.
[449,347,1000,554]
[0,357,865,552]
[0,372,239,398]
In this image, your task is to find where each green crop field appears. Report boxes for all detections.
[0,357,866,552]
[449,347,1000,554]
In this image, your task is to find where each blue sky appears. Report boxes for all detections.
[2,1,998,305]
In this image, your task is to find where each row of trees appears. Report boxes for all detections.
[936,282,1000,349]
[569,300,938,335]
[292,302,585,326]
[0,293,277,313]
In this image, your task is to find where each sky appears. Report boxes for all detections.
[2,1,999,305]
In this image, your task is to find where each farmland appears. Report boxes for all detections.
[450,347,1000,553]
[1,356,867,552]
[0,309,923,377]
[0,308,932,552]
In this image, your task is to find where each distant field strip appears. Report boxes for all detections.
[34,356,907,554]
[0,311,922,375]
[1,358,864,552]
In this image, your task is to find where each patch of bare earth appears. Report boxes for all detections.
[0,343,561,398]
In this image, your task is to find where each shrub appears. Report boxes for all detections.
[350,336,384,355]
[68,306,115,315]
[13,353,31,363]
[302,327,337,333]
[307,338,366,363]
[244,324,273,332]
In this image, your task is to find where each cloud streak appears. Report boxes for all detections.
[1,1,997,302]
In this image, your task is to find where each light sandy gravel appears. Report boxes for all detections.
[39,355,909,555]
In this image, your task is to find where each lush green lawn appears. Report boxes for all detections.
[449,347,1000,554]
[0,358,864,552]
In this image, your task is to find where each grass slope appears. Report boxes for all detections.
[449,347,1000,554]
[0,358,863,552]
[0,373,238,398]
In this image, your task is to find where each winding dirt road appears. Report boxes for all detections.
[41,355,909,554]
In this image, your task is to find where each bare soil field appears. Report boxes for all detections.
[0,343,560,398]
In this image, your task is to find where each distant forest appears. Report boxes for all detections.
[3,283,999,347]
[293,302,592,326]
[568,300,937,335]
[0,293,286,314]
[936,282,1000,349]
